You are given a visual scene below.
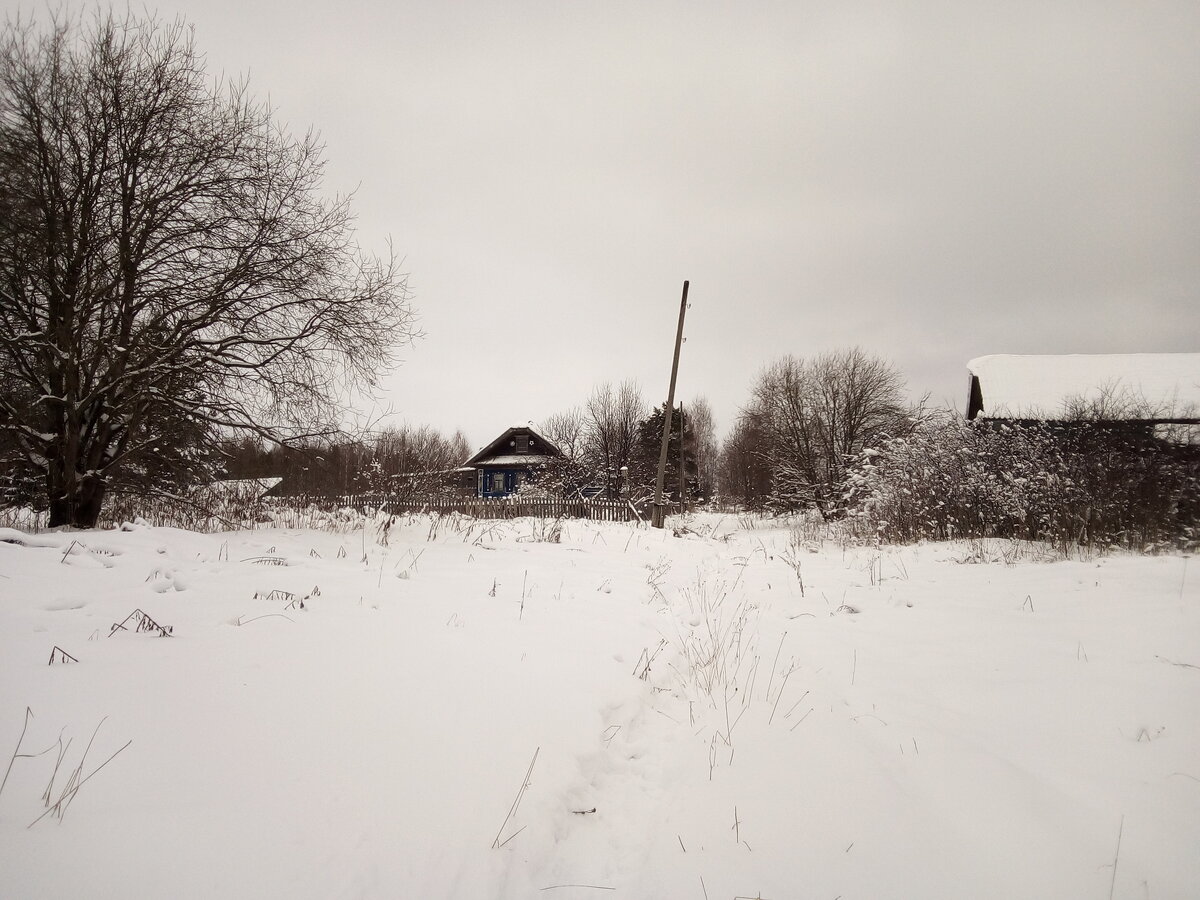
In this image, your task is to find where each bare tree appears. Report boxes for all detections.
[1060,382,1197,424]
[684,396,718,501]
[716,413,773,509]
[583,380,646,497]
[540,406,586,460]
[526,406,589,497]
[222,423,469,498]
[536,382,648,498]
[0,11,416,526]
[748,348,912,515]
[364,424,470,497]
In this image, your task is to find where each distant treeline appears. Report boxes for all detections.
[223,425,472,497]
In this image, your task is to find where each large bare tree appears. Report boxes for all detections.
[748,348,913,515]
[0,11,416,526]
[684,395,718,501]
[584,380,646,497]
[716,413,773,509]
[539,406,586,461]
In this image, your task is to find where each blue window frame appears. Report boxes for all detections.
[480,468,518,497]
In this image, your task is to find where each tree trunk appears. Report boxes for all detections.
[47,472,107,528]
[75,475,107,528]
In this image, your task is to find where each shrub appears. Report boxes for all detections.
[845,413,1200,551]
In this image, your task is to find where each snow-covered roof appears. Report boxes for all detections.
[463,425,562,467]
[471,454,555,467]
[967,353,1200,421]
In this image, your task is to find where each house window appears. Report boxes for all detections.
[515,434,530,454]
[492,472,506,493]
[477,470,485,495]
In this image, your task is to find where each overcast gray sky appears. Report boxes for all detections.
[20,0,1200,448]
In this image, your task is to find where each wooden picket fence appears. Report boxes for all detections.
[0,492,653,533]
[298,493,645,523]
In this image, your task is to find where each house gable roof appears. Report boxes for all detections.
[966,353,1200,422]
[463,426,563,468]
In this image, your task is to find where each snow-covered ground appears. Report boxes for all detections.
[1,513,1197,899]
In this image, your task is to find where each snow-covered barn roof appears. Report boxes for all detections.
[966,353,1200,422]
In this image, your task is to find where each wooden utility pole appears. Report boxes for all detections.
[652,281,689,529]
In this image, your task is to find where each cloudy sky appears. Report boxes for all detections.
[20,0,1200,447]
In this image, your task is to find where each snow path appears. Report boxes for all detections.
[1,517,1197,898]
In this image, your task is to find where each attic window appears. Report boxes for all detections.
[515,434,530,454]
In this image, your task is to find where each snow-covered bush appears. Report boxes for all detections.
[845,413,1200,551]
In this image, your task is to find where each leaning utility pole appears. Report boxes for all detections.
[652,281,689,529]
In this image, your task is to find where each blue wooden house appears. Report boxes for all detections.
[461,426,563,498]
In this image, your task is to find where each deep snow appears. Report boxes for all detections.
[1,514,1197,899]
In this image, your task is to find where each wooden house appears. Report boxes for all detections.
[966,354,1200,429]
[460,426,563,498]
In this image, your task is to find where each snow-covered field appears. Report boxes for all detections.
[1,513,1197,899]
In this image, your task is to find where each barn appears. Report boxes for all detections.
[966,353,1200,427]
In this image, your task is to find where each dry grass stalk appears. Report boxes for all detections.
[491,747,540,849]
